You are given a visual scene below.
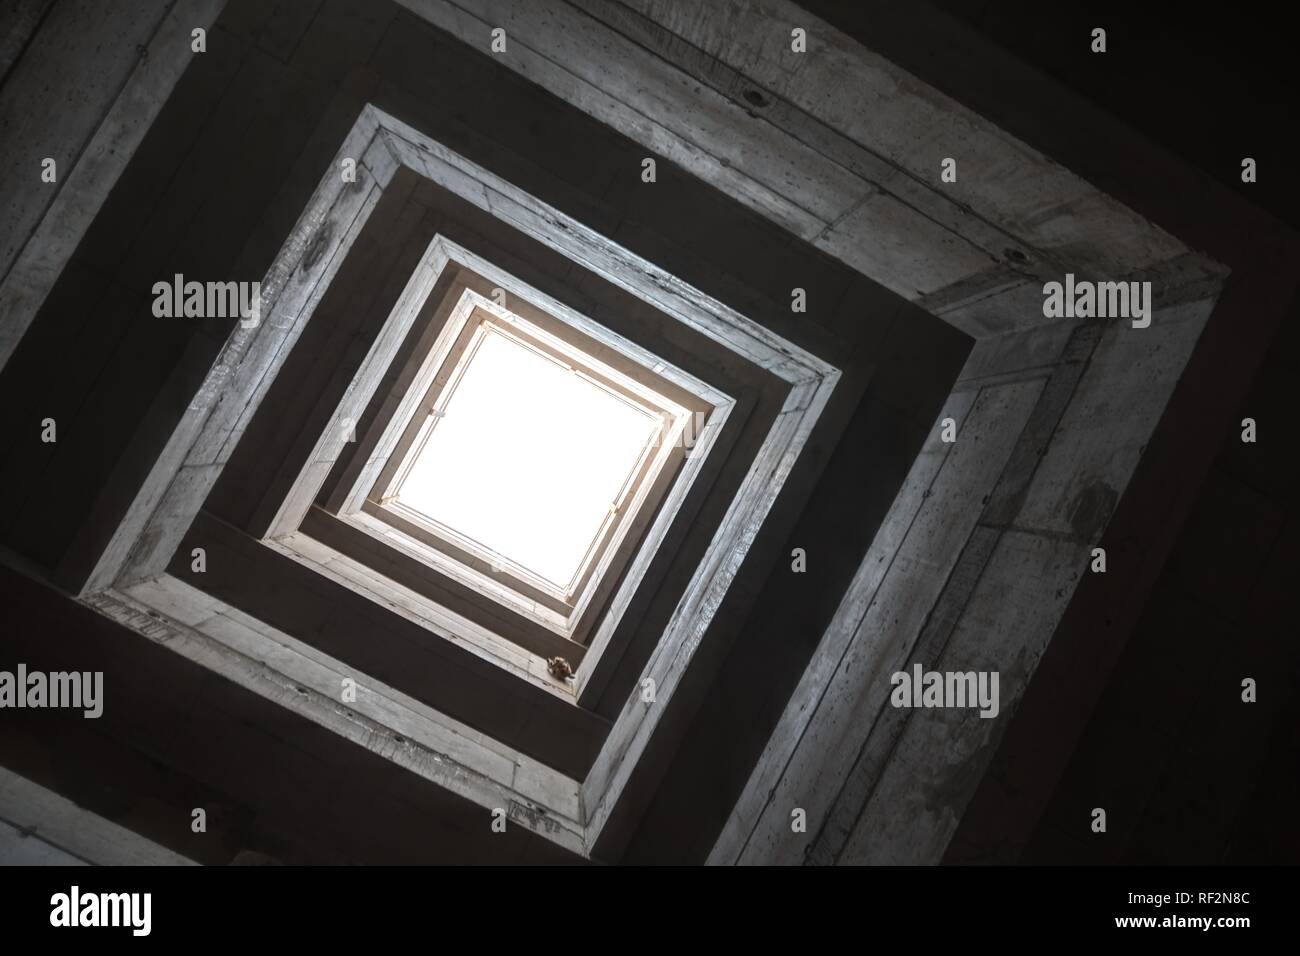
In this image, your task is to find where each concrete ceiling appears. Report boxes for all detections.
[0,0,1295,867]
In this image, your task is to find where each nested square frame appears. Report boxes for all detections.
[207,163,790,723]
[83,106,840,859]
[367,299,693,615]
[275,241,729,674]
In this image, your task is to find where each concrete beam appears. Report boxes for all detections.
[713,268,1220,864]
[0,0,56,83]
[87,576,588,855]
[712,373,1044,863]
[393,0,1189,335]
[0,766,197,865]
[833,294,1216,864]
[80,111,391,594]
[0,0,227,372]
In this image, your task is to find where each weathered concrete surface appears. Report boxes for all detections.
[947,245,1300,865]
[1,0,167,278]
[389,0,1187,333]
[89,575,588,855]
[351,7,1224,865]
[80,117,390,594]
[0,0,56,83]
[0,0,227,371]
[363,10,1227,863]
[714,278,1219,865]
[711,375,1044,863]
[836,297,1217,865]
[617,0,1184,276]
[0,558,582,864]
[0,766,197,865]
[0,0,1268,866]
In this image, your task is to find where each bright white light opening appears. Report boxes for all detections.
[395,326,660,589]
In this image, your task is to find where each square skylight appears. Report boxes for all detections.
[390,321,662,591]
[335,273,717,660]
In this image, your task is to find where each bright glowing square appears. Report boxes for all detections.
[395,327,660,589]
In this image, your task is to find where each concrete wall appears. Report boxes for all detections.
[711,271,1220,863]
[952,295,1300,864]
